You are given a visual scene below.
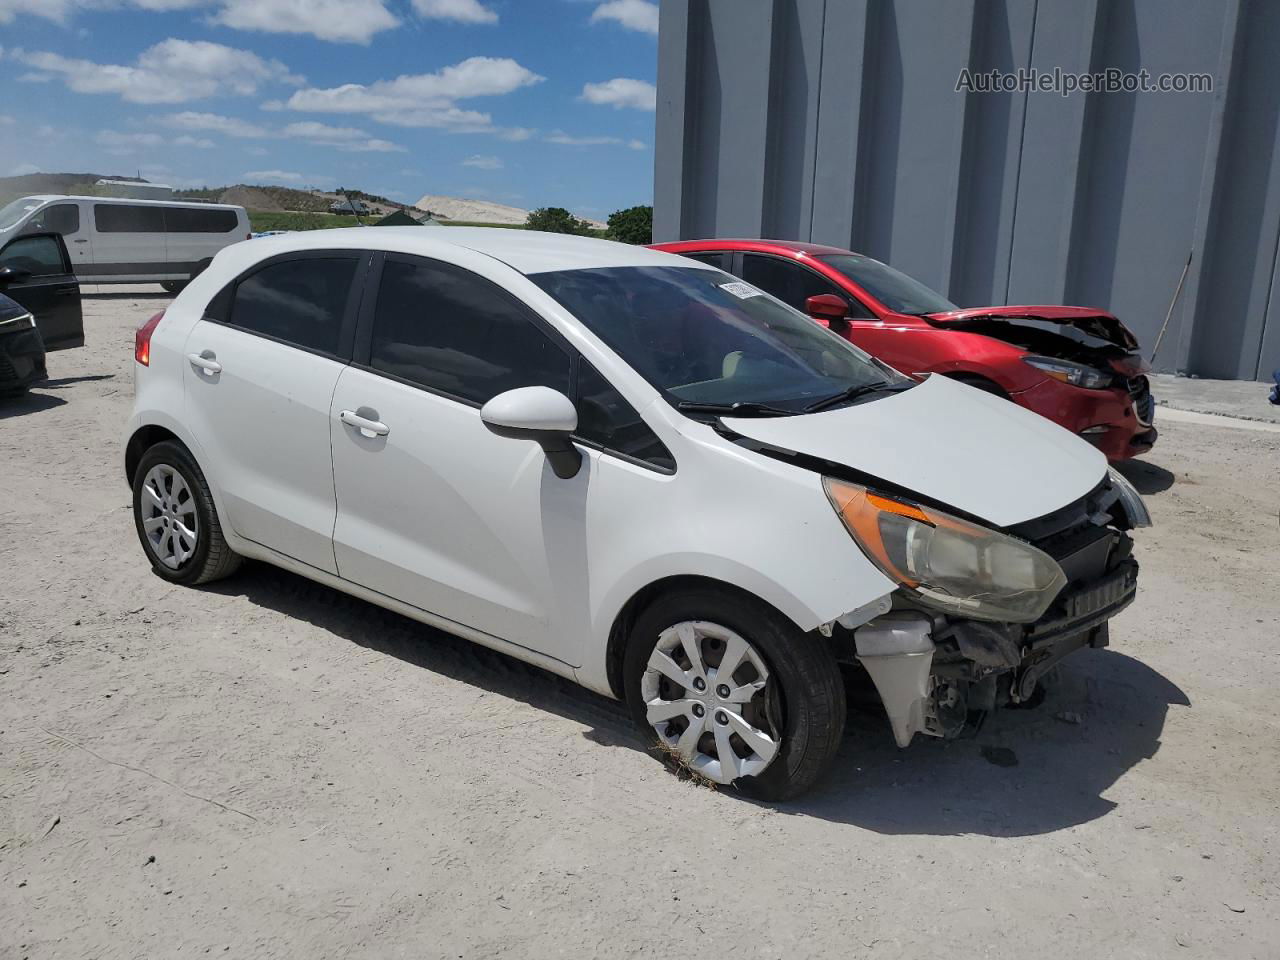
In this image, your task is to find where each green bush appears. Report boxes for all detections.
[525,207,594,235]
[605,205,653,245]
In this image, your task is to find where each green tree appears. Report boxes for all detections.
[525,206,592,235]
[605,205,653,245]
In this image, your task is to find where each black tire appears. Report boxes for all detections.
[624,587,846,801]
[948,373,1009,398]
[161,280,188,294]
[132,440,241,585]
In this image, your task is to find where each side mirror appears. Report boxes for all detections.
[0,265,30,286]
[805,294,849,327]
[481,386,582,479]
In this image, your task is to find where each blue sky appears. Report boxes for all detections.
[0,0,659,217]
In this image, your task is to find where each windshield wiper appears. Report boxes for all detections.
[802,380,910,413]
[675,400,797,418]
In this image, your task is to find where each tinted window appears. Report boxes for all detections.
[94,204,165,233]
[229,257,357,355]
[164,207,240,233]
[740,254,864,316]
[817,253,958,314]
[681,252,729,269]
[575,363,674,471]
[39,204,80,235]
[0,235,67,276]
[370,257,571,405]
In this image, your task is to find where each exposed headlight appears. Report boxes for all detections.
[0,311,35,332]
[823,478,1067,623]
[1023,356,1114,389]
[1107,466,1152,528]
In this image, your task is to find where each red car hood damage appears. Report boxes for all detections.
[927,305,1140,352]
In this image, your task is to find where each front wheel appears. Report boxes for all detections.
[132,441,241,585]
[624,588,846,801]
[161,280,188,294]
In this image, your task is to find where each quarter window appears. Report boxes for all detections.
[0,235,67,276]
[575,362,674,471]
[229,257,357,355]
[94,204,165,233]
[164,207,240,233]
[369,257,571,405]
[681,252,729,270]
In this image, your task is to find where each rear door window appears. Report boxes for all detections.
[368,255,572,405]
[94,204,165,233]
[228,256,359,357]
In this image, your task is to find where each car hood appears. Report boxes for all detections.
[722,375,1107,528]
[926,305,1139,350]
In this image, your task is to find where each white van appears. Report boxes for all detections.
[0,195,251,292]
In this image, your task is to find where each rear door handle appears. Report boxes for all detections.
[187,352,222,374]
[340,409,390,438]
[73,239,88,244]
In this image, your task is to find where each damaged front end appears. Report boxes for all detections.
[827,472,1144,746]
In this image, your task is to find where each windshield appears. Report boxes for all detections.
[818,253,958,315]
[0,197,45,232]
[530,265,909,414]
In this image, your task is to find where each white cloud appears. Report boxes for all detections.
[0,114,12,124]
[627,139,645,150]
[461,154,502,169]
[159,110,270,138]
[13,39,301,104]
[0,0,203,26]
[95,129,166,153]
[154,111,402,151]
[412,0,496,24]
[581,77,656,111]
[17,72,52,83]
[173,134,216,148]
[213,0,399,45]
[245,169,303,183]
[590,0,658,35]
[9,163,42,176]
[545,129,639,147]
[281,120,405,152]
[281,56,543,133]
[497,126,535,141]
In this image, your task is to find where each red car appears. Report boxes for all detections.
[650,239,1156,461]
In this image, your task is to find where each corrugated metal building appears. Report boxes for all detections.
[654,0,1280,380]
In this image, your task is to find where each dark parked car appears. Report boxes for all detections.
[0,232,83,396]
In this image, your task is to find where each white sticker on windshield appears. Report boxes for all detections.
[719,281,763,300]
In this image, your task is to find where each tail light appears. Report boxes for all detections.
[135,310,165,366]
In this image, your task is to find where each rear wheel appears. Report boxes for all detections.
[624,588,846,800]
[132,441,241,585]
[161,280,187,294]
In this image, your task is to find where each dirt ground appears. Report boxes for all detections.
[2,288,1278,960]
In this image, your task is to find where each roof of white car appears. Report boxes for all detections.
[17,195,244,210]
[238,226,690,276]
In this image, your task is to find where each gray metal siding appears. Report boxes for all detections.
[655,0,1280,379]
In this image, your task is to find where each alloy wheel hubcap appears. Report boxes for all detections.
[141,464,199,570]
[640,620,780,784]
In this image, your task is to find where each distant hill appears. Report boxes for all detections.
[0,172,150,203]
[414,194,606,229]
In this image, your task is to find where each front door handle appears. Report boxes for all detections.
[340,409,390,438]
[187,352,222,374]
[73,239,88,244]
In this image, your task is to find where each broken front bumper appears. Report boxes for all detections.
[848,531,1139,747]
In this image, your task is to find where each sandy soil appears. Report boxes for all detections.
[2,288,1278,959]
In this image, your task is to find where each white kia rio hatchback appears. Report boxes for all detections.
[125,228,1149,799]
